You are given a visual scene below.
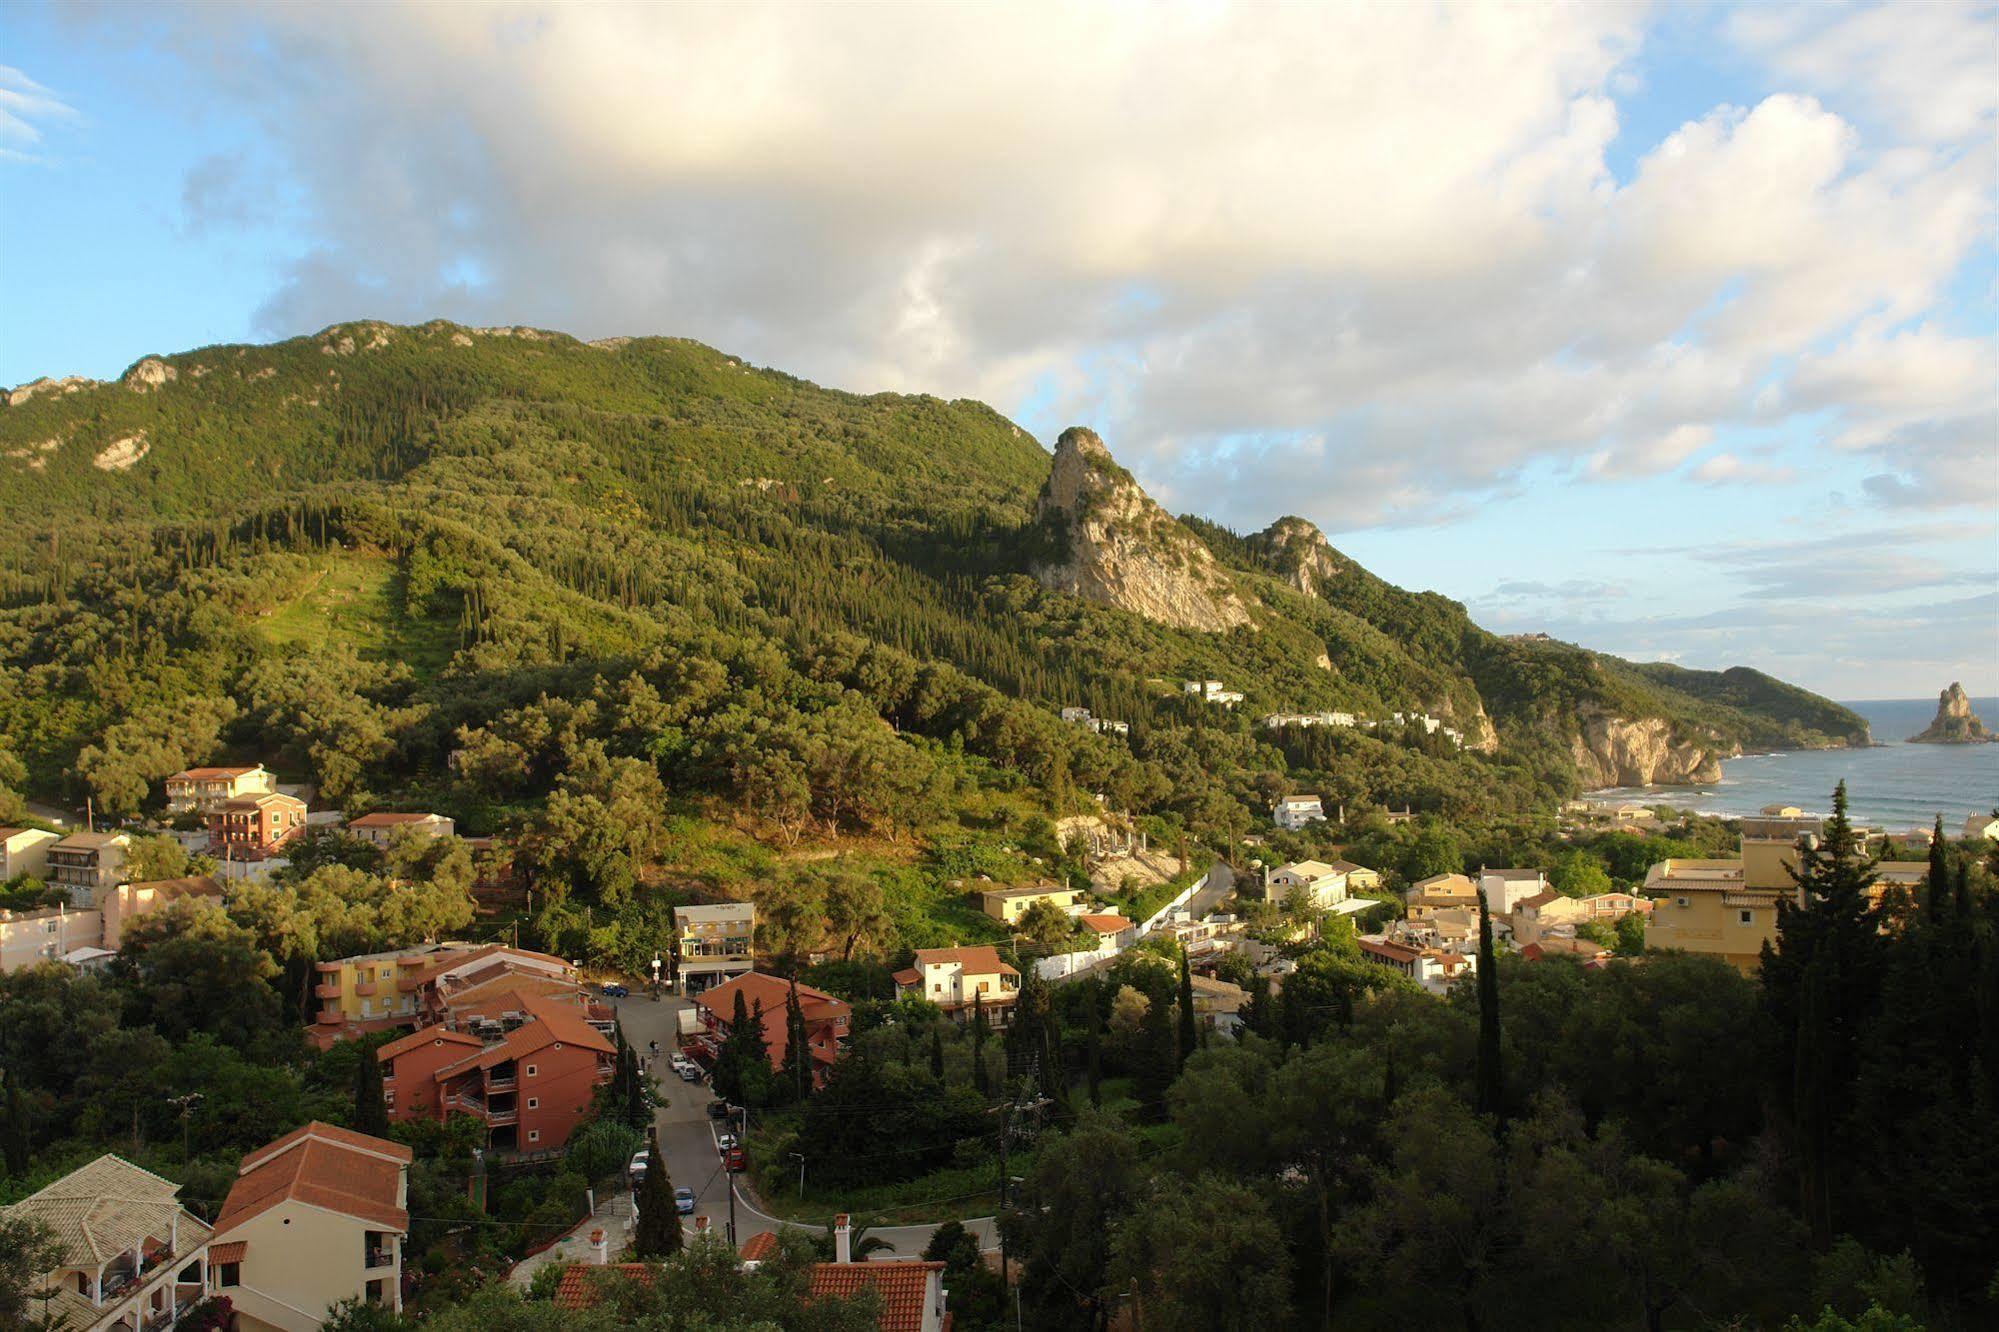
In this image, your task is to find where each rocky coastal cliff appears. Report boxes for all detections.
[1033,427,1254,632]
[1249,516,1344,597]
[1570,715,1732,786]
[1909,683,1995,743]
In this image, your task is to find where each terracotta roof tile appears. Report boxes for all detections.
[216,1123,410,1236]
[910,946,1017,976]
[739,1230,780,1261]
[1078,914,1132,934]
[376,1024,483,1064]
[809,1260,943,1332]
[553,1263,655,1310]
[207,1241,247,1264]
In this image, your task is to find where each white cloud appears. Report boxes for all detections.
[59,1,1997,544]
[0,65,76,162]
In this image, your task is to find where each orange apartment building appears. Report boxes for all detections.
[207,792,308,861]
[377,994,615,1153]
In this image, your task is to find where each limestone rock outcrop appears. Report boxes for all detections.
[6,375,99,408]
[1250,516,1345,597]
[124,358,177,392]
[1570,715,1732,787]
[1033,427,1253,632]
[1908,683,1995,743]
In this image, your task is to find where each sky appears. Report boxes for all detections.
[3,0,1995,701]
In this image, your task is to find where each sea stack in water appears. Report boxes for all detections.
[1908,683,1995,743]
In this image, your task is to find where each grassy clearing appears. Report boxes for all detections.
[256,549,458,672]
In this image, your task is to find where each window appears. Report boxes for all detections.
[527,1097,538,1109]
[527,1130,540,1143]
[217,1264,240,1288]
[525,1065,537,1077]
[366,1279,385,1305]
[1738,909,1755,925]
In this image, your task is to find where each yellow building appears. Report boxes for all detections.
[1646,815,1820,972]
[979,883,1085,924]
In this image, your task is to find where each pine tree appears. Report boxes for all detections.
[1474,882,1504,1127]
[1176,952,1197,1071]
[632,1127,683,1258]
[354,1042,389,1138]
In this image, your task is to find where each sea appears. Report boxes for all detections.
[1588,697,1999,834]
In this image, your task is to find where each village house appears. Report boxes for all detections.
[1359,936,1477,996]
[0,824,60,881]
[1160,912,1243,966]
[1521,936,1614,965]
[385,995,616,1152]
[1272,795,1326,831]
[101,875,226,951]
[2,1155,214,1332]
[1510,889,1588,944]
[207,791,308,861]
[45,831,129,905]
[893,944,1020,1022]
[164,764,276,813]
[558,1216,950,1332]
[1183,679,1245,707]
[207,1122,411,1330]
[1964,813,1999,843]
[1262,711,1358,731]
[1265,857,1381,909]
[1077,912,1135,949]
[344,812,455,848]
[1188,972,1249,1035]
[1390,906,1477,954]
[979,883,1086,924]
[674,901,756,995]
[0,902,103,973]
[1405,872,1479,919]
[692,971,852,1083]
[1579,891,1654,921]
[1478,867,1551,914]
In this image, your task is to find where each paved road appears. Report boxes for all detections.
[603,991,998,1257]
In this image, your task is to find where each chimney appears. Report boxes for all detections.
[833,1213,851,1264]
[589,1229,607,1266]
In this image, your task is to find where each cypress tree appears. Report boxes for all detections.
[971,994,991,1096]
[2,1074,29,1177]
[632,1127,683,1258]
[1926,817,1950,926]
[354,1042,389,1138]
[622,1040,648,1129]
[1176,952,1197,1071]
[1084,984,1103,1107]
[780,981,813,1105]
[930,1025,946,1080]
[1474,882,1504,1127]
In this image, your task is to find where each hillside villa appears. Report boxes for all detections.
[345,812,455,848]
[894,945,1020,1022]
[1272,795,1326,831]
[979,883,1086,924]
[1477,867,1551,914]
[2,1155,214,1332]
[207,1122,411,1330]
[310,942,584,1046]
[165,764,276,813]
[1358,936,1476,996]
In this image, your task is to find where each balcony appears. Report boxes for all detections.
[353,981,377,996]
[317,1007,342,1024]
[485,1075,516,1091]
[485,1105,518,1125]
[314,983,341,999]
[365,1247,396,1270]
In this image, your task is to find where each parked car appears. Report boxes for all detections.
[714,1132,737,1155]
[724,1147,745,1174]
[599,982,630,998]
[673,1057,702,1082]
[706,1100,733,1121]
[674,1187,696,1215]
[627,1149,649,1187]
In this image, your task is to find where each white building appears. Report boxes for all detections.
[1478,867,1551,914]
[1183,680,1245,707]
[1358,936,1477,997]
[0,825,61,881]
[1262,711,1358,731]
[1272,795,1326,831]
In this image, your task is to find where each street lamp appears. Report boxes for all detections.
[651,955,663,997]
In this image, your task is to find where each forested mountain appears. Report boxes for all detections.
[0,320,1864,837]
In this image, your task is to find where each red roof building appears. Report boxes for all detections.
[690,972,850,1082]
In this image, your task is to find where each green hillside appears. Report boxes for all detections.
[0,320,1861,862]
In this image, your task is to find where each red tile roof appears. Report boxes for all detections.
[207,1241,247,1264]
[1078,914,1133,934]
[375,1024,482,1064]
[739,1230,780,1261]
[348,812,442,827]
[216,1122,410,1236]
[809,1260,944,1332]
[693,973,851,1073]
[910,946,1017,976]
[434,1008,613,1080]
[891,968,921,987]
[1359,938,1421,965]
[1514,890,1562,911]
[553,1263,655,1310]
[170,766,262,780]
